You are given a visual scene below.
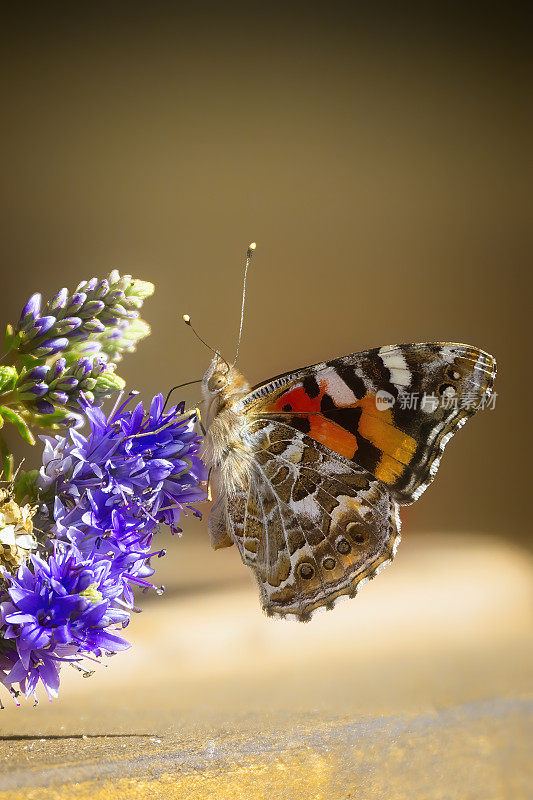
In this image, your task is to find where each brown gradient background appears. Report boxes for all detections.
[0,5,530,543]
[0,11,532,793]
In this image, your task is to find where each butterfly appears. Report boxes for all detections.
[189,247,497,621]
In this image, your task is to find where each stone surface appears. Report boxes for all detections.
[0,531,532,799]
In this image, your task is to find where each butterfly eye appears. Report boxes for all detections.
[207,373,227,392]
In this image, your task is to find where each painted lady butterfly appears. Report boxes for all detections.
[191,246,497,621]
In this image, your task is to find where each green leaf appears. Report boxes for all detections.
[13,469,40,504]
[30,409,70,429]
[0,406,36,445]
[16,354,42,370]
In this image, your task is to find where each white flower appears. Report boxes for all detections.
[0,492,37,573]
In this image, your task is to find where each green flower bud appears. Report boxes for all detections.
[92,370,126,403]
[0,366,18,394]
[123,280,155,308]
[98,319,151,363]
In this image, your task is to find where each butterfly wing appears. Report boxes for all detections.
[237,343,496,504]
[224,419,400,620]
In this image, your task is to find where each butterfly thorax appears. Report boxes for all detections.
[200,355,252,493]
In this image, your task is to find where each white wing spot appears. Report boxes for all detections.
[319,368,358,404]
[378,346,412,388]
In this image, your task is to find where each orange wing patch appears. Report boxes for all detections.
[356,396,417,483]
[308,417,358,460]
[265,380,416,482]
[267,383,358,459]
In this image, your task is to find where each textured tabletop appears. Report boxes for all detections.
[0,529,532,799]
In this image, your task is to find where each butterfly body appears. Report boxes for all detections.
[200,343,496,621]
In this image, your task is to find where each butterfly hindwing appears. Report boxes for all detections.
[238,343,496,504]
[225,419,400,620]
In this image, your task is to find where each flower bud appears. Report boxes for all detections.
[66,292,87,314]
[92,372,126,402]
[79,300,105,318]
[32,337,70,358]
[18,293,42,326]
[0,366,18,393]
[82,319,106,334]
[45,288,68,314]
[23,315,56,341]
[53,316,82,335]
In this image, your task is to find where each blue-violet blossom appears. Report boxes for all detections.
[0,547,130,700]
[39,393,206,589]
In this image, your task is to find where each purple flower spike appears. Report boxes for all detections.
[13,271,153,366]
[14,353,126,418]
[0,274,173,704]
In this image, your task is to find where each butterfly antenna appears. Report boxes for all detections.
[181,315,230,371]
[182,315,218,355]
[233,242,256,366]
[162,379,202,413]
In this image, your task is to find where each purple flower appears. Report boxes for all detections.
[0,547,130,699]
[37,393,206,600]
[0,270,207,704]
[0,645,62,704]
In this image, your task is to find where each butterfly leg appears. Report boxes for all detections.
[187,406,206,435]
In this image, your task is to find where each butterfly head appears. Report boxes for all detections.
[201,354,250,426]
[202,353,229,395]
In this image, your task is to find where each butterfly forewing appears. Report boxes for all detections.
[238,343,496,504]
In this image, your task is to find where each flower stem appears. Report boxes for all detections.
[0,434,13,480]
